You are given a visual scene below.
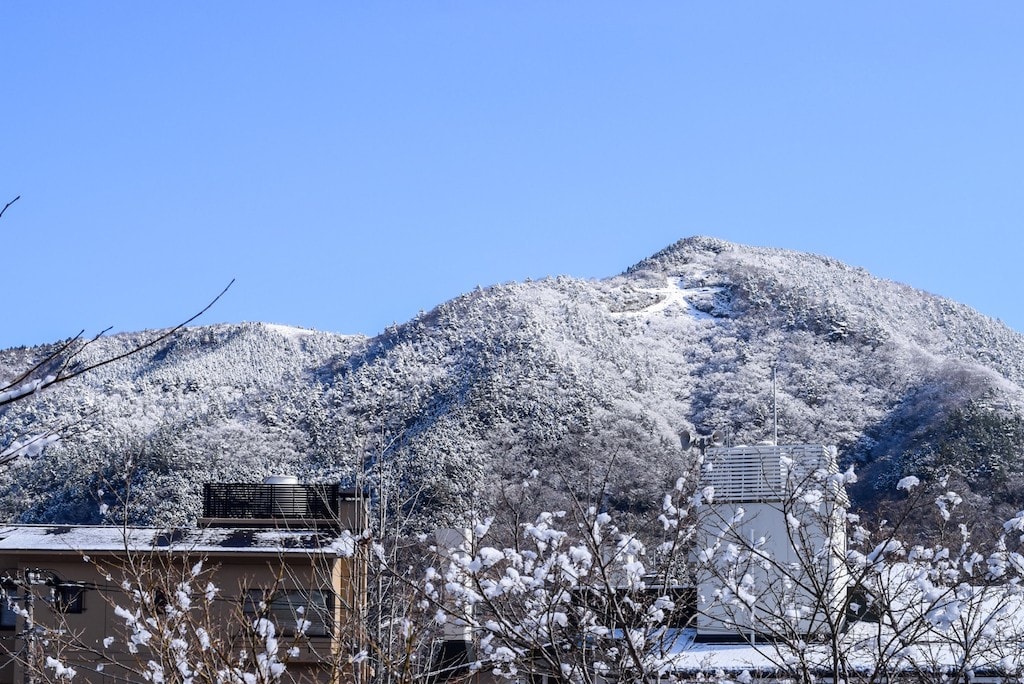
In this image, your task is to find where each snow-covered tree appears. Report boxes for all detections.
[377,456,1024,683]
[690,455,1024,683]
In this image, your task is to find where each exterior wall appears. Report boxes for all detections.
[693,445,849,640]
[694,500,848,638]
[0,549,362,684]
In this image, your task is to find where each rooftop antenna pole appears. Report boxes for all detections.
[772,362,778,446]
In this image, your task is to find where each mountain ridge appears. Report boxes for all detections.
[2,237,1022,528]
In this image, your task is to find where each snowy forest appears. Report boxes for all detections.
[2,236,1024,533]
[6,236,1024,682]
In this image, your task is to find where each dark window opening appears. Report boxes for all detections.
[54,586,85,614]
[0,591,17,630]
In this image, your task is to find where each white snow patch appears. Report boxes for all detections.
[263,323,316,340]
[611,278,727,321]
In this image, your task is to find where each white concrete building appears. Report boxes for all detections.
[693,444,849,641]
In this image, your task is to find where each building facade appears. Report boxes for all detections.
[0,481,366,684]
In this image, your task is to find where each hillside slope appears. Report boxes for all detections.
[2,237,1022,526]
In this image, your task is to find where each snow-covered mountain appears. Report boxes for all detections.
[2,236,1023,527]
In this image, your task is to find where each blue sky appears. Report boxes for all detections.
[3,3,1023,349]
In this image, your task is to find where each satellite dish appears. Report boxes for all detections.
[679,430,692,451]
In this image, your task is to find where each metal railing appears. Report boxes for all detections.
[202,483,341,521]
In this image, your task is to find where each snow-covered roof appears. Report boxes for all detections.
[0,524,357,557]
[659,630,781,673]
[660,616,1024,678]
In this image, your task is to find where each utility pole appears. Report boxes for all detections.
[21,569,51,684]
[23,571,36,684]
[1,569,53,684]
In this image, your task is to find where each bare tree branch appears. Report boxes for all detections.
[55,278,235,383]
[0,195,19,221]
[0,279,234,408]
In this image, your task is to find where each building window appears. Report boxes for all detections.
[54,586,85,614]
[244,589,331,637]
[152,588,169,614]
[0,593,17,630]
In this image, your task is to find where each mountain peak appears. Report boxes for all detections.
[626,235,736,275]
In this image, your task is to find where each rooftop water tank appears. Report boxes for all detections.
[263,475,308,518]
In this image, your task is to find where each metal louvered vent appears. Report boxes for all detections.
[202,483,340,520]
[700,444,835,503]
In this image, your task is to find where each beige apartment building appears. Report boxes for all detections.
[0,480,367,684]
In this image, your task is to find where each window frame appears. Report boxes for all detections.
[243,588,333,637]
[53,585,86,614]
